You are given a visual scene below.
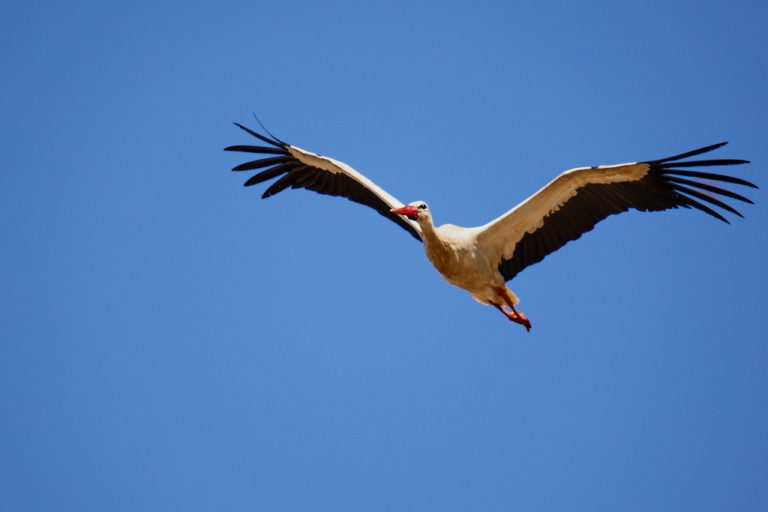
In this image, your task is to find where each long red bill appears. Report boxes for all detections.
[390,205,419,217]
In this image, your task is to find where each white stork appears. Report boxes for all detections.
[226,123,756,331]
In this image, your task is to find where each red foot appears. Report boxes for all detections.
[506,310,532,332]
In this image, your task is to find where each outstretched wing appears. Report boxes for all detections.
[476,142,756,281]
[225,123,422,241]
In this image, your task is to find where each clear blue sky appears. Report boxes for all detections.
[2,1,767,510]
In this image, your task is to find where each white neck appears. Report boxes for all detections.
[417,215,440,245]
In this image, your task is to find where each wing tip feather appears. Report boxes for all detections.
[232,122,286,148]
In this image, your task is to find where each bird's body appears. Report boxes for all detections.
[415,221,513,306]
[226,123,756,331]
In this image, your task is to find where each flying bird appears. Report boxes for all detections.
[225,123,756,331]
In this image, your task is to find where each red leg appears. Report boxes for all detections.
[491,302,531,331]
[493,288,532,332]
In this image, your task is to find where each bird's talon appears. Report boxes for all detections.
[504,310,532,331]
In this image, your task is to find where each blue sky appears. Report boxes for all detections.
[2,0,767,510]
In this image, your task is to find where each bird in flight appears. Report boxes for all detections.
[225,122,756,331]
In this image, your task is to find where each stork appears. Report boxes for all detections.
[225,123,756,331]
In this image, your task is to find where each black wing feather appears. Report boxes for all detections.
[243,162,297,187]
[233,122,286,148]
[499,143,755,281]
[670,183,744,218]
[660,169,757,188]
[232,156,291,171]
[224,145,287,155]
[665,176,754,204]
[652,142,727,162]
[226,123,421,242]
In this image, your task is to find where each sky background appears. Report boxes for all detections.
[2,0,767,510]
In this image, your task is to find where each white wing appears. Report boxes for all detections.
[225,123,422,241]
[476,143,754,281]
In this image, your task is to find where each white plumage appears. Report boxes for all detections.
[226,123,756,331]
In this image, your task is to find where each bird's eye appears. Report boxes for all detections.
[418,204,427,210]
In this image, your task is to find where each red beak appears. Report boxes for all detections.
[390,205,419,218]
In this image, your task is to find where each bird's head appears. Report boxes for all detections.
[390,201,430,222]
